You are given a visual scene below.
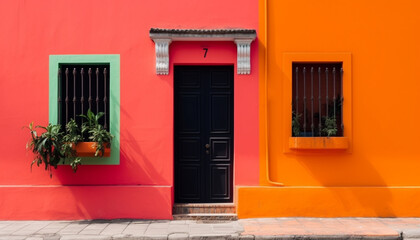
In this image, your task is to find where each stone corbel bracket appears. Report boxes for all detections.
[150,28,256,75]
[153,39,172,75]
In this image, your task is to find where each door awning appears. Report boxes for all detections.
[149,28,257,75]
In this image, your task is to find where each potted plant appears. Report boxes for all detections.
[25,110,113,176]
[322,116,338,137]
[79,109,113,157]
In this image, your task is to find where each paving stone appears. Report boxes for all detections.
[144,228,170,235]
[189,234,234,240]
[170,220,187,225]
[59,235,111,240]
[143,236,167,240]
[168,233,189,239]
[131,220,152,224]
[37,228,66,234]
[36,226,65,234]
[168,224,189,233]
[403,229,420,238]
[79,223,109,235]
[100,223,129,235]
[255,218,280,223]
[25,237,44,240]
[41,236,61,240]
[109,234,129,240]
[189,226,215,235]
[254,236,294,240]
[213,225,236,230]
[238,235,255,240]
[110,234,145,240]
[148,223,171,229]
[12,222,52,236]
[36,223,70,234]
[122,222,149,235]
[189,224,214,229]
[58,223,89,235]
[0,223,11,230]
[151,220,171,223]
[0,236,26,240]
[0,222,30,235]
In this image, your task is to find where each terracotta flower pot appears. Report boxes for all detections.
[74,142,111,157]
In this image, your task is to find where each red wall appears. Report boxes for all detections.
[0,0,259,219]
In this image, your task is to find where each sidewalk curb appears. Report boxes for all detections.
[0,218,417,240]
[13,233,403,240]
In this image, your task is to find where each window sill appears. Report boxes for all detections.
[289,137,349,150]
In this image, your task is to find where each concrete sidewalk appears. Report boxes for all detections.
[1,218,420,240]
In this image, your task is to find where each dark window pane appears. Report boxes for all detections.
[292,62,343,137]
[58,64,110,131]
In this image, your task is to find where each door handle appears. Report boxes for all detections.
[205,143,210,154]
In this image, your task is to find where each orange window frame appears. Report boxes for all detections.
[282,53,352,152]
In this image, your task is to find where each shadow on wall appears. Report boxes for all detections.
[118,101,171,185]
[47,130,172,219]
[51,104,169,185]
[119,130,169,185]
[293,150,395,217]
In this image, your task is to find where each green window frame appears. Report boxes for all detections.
[49,54,120,165]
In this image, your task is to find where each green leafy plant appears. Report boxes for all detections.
[25,122,64,177]
[25,121,82,177]
[322,116,338,137]
[26,110,112,176]
[80,109,104,133]
[80,109,114,157]
[292,111,301,137]
[62,119,83,172]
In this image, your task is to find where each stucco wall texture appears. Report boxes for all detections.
[0,0,259,219]
[237,0,420,218]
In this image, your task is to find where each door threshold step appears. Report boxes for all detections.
[172,213,238,221]
[174,203,235,207]
[173,203,236,214]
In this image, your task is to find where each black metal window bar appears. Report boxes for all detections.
[58,64,110,131]
[292,63,343,137]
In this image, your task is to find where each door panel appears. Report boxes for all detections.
[178,137,201,161]
[209,165,231,200]
[210,138,231,160]
[179,164,201,200]
[175,66,233,203]
[178,94,201,133]
[210,94,231,133]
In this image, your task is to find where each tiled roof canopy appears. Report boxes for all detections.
[149,28,257,74]
[150,28,256,34]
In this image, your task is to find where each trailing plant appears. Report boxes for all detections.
[62,119,83,172]
[80,109,114,157]
[25,122,65,177]
[25,120,83,177]
[322,116,338,137]
[292,111,301,137]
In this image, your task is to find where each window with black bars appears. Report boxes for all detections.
[58,64,110,130]
[292,62,343,137]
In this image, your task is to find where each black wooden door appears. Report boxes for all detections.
[174,66,234,203]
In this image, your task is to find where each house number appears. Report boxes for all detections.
[203,48,208,58]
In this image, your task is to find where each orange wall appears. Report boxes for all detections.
[263,0,420,187]
[237,0,420,218]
